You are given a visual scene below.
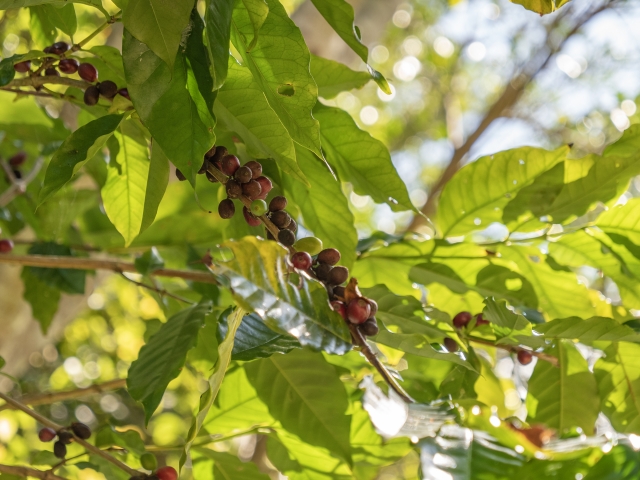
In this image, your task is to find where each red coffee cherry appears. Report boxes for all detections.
[359,318,379,336]
[210,146,228,164]
[517,350,533,365]
[291,251,313,270]
[317,248,340,266]
[45,67,60,77]
[242,179,262,200]
[347,298,371,324]
[38,427,57,442]
[244,160,262,179]
[452,311,472,329]
[444,337,458,352]
[242,206,261,227]
[50,41,70,55]
[234,165,253,183]
[255,176,273,200]
[221,155,240,176]
[474,313,489,326]
[270,210,291,228]
[78,63,98,82]
[269,196,287,212]
[9,151,27,167]
[331,301,347,320]
[156,466,178,480]
[366,299,378,318]
[13,60,31,73]
[58,58,79,74]
[117,88,130,100]
[0,239,14,253]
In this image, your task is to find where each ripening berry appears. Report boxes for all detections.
[117,88,130,100]
[221,155,240,176]
[13,60,31,73]
[474,313,489,326]
[98,80,118,98]
[58,431,73,444]
[140,452,158,470]
[38,427,57,442]
[78,63,98,82]
[317,248,340,266]
[291,251,313,270]
[360,318,379,337]
[234,165,253,183]
[83,85,100,106]
[50,41,70,55]
[293,236,323,255]
[244,160,262,179]
[45,67,60,77]
[347,298,371,324]
[328,266,349,285]
[277,229,296,246]
[255,176,272,199]
[71,422,91,440]
[517,350,533,365]
[366,299,378,318]
[250,199,268,216]
[156,466,178,480]
[242,179,262,200]
[314,263,332,282]
[270,210,291,228]
[9,152,27,167]
[175,169,187,181]
[53,441,67,459]
[331,301,347,320]
[0,239,14,253]
[452,311,472,329]
[444,338,458,353]
[226,179,242,199]
[286,218,298,233]
[243,206,261,227]
[269,196,287,212]
[218,199,235,219]
[58,58,79,74]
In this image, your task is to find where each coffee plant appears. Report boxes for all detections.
[0,0,639,478]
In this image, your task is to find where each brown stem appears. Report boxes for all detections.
[73,10,122,51]
[0,254,218,284]
[468,336,559,367]
[0,156,44,207]
[4,76,90,90]
[0,464,68,480]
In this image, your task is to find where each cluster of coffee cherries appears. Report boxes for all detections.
[13,41,129,106]
[38,422,91,459]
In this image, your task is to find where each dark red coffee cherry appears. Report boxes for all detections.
[328,266,349,285]
[117,88,130,100]
[205,145,217,158]
[12,169,22,180]
[234,165,253,183]
[218,199,235,219]
[269,196,287,212]
[331,301,347,320]
[210,146,228,164]
[291,251,313,270]
[71,422,91,440]
[286,218,298,233]
[243,206,261,227]
[360,318,379,336]
[347,298,371,324]
[366,299,378,318]
[175,169,187,181]
[13,60,31,73]
[517,350,533,365]
[452,311,472,329]
[198,158,209,175]
[333,286,345,299]
[0,239,14,253]
[156,466,178,480]
[98,80,118,98]
[58,431,73,444]
[244,160,262,179]
[278,229,296,246]
[50,41,70,55]
[53,441,67,459]
[270,210,291,228]
[221,155,240,176]
[444,337,458,353]
[475,313,489,326]
[43,46,53,53]
[226,179,242,199]
[242,180,262,200]
[58,58,79,74]
[83,85,100,106]
[317,248,340,266]
[38,427,57,442]
[78,63,98,82]
[9,151,27,167]
[314,263,332,282]
[255,176,272,200]
[45,67,60,77]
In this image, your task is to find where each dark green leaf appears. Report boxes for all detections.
[26,242,86,294]
[94,427,146,455]
[0,55,19,86]
[140,142,169,234]
[30,4,76,40]
[186,8,215,110]
[204,0,233,89]
[310,54,371,99]
[134,247,164,275]
[21,267,60,333]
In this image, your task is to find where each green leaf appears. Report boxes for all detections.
[597,198,640,245]
[0,357,4,370]
[21,267,60,333]
[39,114,124,205]
[186,9,215,110]
[33,4,76,37]
[127,302,211,424]
[25,242,86,294]
[437,146,566,236]
[122,0,193,70]
[94,427,146,456]
[140,142,169,234]
[230,0,322,157]
[535,316,640,343]
[101,123,151,246]
[204,0,233,89]
[192,450,271,479]
[595,342,640,434]
[134,247,164,275]
[282,146,357,269]
[240,0,268,51]
[313,104,413,212]
[245,349,352,461]
[482,298,536,346]
[0,55,19,86]
[208,236,352,354]
[310,54,371,99]
[526,340,599,434]
[215,60,307,184]
[29,6,57,47]
[0,0,104,10]
[510,0,570,14]
[87,46,126,85]
[181,307,244,466]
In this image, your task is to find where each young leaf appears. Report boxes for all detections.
[127,302,211,424]
[122,0,193,70]
[39,114,125,204]
[245,349,352,461]
[313,104,414,212]
[204,0,234,89]
[535,316,640,343]
[526,340,600,434]
[310,54,372,99]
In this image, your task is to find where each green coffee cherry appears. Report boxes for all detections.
[140,452,158,470]
[250,199,268,216]
[293,236,323,255]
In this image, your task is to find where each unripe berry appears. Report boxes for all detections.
[58,58,79,74]
[452,311,472,329]
[444,338,458,352]
[78,63,98,82]
[293,236,323,255]
[98,80,118,98]
[45,67,60,77]
[58,431,73,444]
[366,299,378,318]
[71,422,91,439]
[13,60,31,73]
[291,251,312,270]
[269,196,287,212]
[156,466,178,480]
[234,165,252,183]
[286,218,298,233]
[244,160,262,179]
[317,248,340,266]
[277,229,296,246]
[117,88,130,100]
[315,263,332,282]
[226,179,242,199]
[474,313,489,326]
[221,155,240,176]
[9,151,27,167]
[140,452,158,470]
[347,298,371,324]
[250,199,268,216]
[218,199,235,219]
[255,176,272,199]
[360,318,379,336]
[83,85,100,106]
[0,239,14,253]
[38,427,57,442]
[175,169,187,181]
[328,266,349,285]
[53,441,67,459]
[50,41,70,55]
[331,301,347,319]
[242,179,262,200]
[270,210,291,228]
[517,350,533,365]
[243,206,261,227]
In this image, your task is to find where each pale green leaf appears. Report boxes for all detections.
[192,450,271,479]
[87,45,126,85]
[310,54,371,99]
[597,198,640,245]
[204,0,233,89]
[240,0,268,51]
[140,142,169,234]
[535,317,640,343]
[482,298,535,346]
[510,0,571,15]
[0,0,104,11]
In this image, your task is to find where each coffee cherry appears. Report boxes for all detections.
[43,46,53,53]
[156,466,178,480]
[226,179,242,199]
[140,452,158,470]
[58,431,73,444]
[291,251,313,270]
[331,301,347,319]
[70,422,91,439]
[317,248,340,266]
[250,199,268,216]
[53,441,67,459]
[475,313,489,326]
[328,266,349,285]
[242,180,262,200]
[210,146,228,164]
[13,60,31,73]
[9,152,27,167]
[333,285,345,298]
[360,318,379,336]
[315,263,332,282]
[244,160,262,179]
[205,171,218,183]
[45,67,60,77]
[270,210,291,228]
[83,85,100,106]
[286,218,298,233]
[58,58,79,74]
[517,350,533,365]
[234,165,253,183]
[347,298,371,324]
[129,476,147,480]
[452,311,472,329]
[38,427,57,442]
[175,169,187,181]
[255,176,272,200]
[243,206,261,227]
[117,88,130,100]
[198,158,209,175]
[12,169,22,180]
[444,337,458,353]
[277,229,296,246]
[218,199,235,219]
[366,299,378,318]
[205,145,217,158]
[221,155,240,176]
[78,63,98,82]
[98,80,118,98]
[269,196,287,212]
[50,41,70,55]
[0,239,14,253]
[293,237,323,255]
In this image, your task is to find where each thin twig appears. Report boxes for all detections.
[0,157,45,207]
[3,76,90,90]
[468,336,559,367]
[0,464,67,480]
[120,272,196,304]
